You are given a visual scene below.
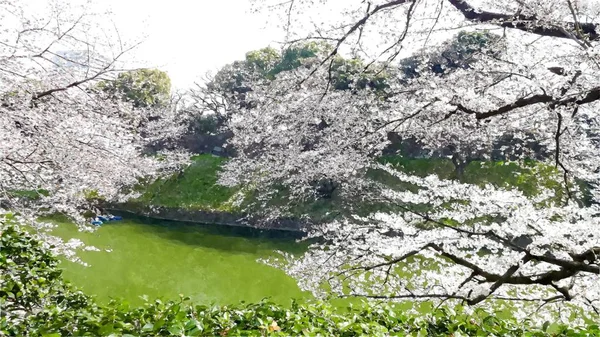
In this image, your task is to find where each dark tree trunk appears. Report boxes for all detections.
[451,153,469,178]
[314,178,339,199]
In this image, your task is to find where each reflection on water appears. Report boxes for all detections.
[51,217,309,306]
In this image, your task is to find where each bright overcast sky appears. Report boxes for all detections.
[18,0,550,89]
[15,0,475,89]
[104,0,285,89]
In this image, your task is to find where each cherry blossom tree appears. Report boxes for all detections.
[220,0,600,323]
[0,0,188,230]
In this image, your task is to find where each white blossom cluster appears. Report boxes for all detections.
[238,0,600,322]
[1,1,189,233]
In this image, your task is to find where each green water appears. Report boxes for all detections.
[50,218,309,306]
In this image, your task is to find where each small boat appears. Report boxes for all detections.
[90,214,122,226]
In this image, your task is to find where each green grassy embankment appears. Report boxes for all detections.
[128,154,568,224]
[134,155,240,212]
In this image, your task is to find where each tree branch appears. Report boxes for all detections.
[446,0,599,41]
[32,43,139,100]
[451,86,600,120]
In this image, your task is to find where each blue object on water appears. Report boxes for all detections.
[108,215,123,221]
[91,220,103,226]
[97,215,109,222]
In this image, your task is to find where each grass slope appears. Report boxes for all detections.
[132,154,567,218]
[135,155,240,211]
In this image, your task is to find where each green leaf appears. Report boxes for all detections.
[99,323,114,335]
[168,324,183,335]
[542,321,550,332]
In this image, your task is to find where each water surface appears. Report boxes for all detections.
[51,218,309,306]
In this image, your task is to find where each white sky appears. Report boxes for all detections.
[104,0,285,89]
[13,0,471,89]
[16,0,561,90]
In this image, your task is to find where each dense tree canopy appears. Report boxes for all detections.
[185,43,327,126]
[186,41,392,129]
[186,30,504,139]
[98,68,172,108]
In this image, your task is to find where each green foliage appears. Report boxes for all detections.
[6,189,50,201]
[330,57,390,91]
[1,219,596,336]
[245,47,281,75]
[99,68,171,108]
[450,30,502,58]
[209,41,389,95]
[267,41,328,78]
[461,160,565,198]
[187,114,220,135]
[1,215,100,336]
[209,42,326,94]
[82,189,105,202]
[208,60,251,95]
[400,30,502,78]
